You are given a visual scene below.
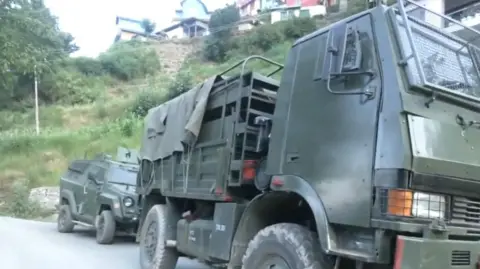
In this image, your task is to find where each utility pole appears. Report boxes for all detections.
[34,65,39,135]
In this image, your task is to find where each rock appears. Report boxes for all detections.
[28,186,60,212]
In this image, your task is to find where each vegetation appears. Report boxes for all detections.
[0,0,372,218]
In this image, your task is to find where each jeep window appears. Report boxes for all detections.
[393,12,480,99]
[87,164,106,183]
[108,167,137,186]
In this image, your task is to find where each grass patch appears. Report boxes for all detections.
[0,116,143,190]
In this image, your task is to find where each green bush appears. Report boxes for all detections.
[68,57,104,76]
[249,23,285,51]
[166,71,193,100]
[3,178,42,219]
[282,17,317,39]
[99,40,161,81]
[129,89,166,118]
[39,68,104,105]
[229,17,316,56]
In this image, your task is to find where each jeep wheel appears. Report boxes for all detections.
[57,204,75,233]
[96,210,116,244]
[242,223,334,269]
[139,204,178,269]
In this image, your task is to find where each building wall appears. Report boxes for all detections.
[238,0,261,17]
[118,31,137,41]
[166,27,187,39]
[271,5,326,23]
[285,0,321,7]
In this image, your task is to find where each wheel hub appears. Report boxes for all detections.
[259,255,291,269]
[143,221,158,261]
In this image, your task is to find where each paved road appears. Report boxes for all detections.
[0,217,211,269]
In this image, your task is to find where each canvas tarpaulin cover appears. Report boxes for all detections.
[139,75,223,161]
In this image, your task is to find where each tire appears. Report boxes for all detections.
[96,210,116,244]
[242,223,334,269]
[57,204,75,233]
[139,204,178,269]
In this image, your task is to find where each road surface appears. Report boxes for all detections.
[0,217,211,269]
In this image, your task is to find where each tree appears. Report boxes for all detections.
[141,19,156,35]
[0,0,79,109]
[203,4,240,62]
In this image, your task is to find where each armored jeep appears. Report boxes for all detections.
[57,147,140,244]
[136,0,480,268]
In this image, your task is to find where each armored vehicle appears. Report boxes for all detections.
[136,0,480,268]
[57,147,140,244]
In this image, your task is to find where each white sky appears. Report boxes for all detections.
[44,0,232,58]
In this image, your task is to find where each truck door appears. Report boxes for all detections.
[280,14,382,227]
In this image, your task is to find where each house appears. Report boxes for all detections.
[155,0,211,39]
[114,16,167,43]
[258,0,326,24]
[237,0,262,17]
[114,16,147,42]
[268,4,326,23]
[173,0,211,22]
[157,17,210,39]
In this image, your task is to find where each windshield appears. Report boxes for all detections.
[108,167,138,186]
[393,8,480,100]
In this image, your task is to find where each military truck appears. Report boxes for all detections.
[136,0,480,268]
[57,147,140,244]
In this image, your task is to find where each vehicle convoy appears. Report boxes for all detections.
[57,147,140,244]
[135,0,480,268]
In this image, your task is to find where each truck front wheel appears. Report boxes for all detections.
[139,204,178,269]
[242,223,334,269]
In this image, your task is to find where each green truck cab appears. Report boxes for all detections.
[57,148,140,244]
[136,1,480,268]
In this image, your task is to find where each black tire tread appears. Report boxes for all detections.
[140,205,178,269]
[57,204,75,233]
[241,223,333,269]
[96,210,116,244]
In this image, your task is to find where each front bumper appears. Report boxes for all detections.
[395,235,480,269]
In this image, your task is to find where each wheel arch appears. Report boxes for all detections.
[228,175,336,267]
[60,189,77,215]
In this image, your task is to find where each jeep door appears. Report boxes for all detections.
[81,163,106,224]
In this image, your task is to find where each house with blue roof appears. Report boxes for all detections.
[173,0,211,21]
[155,0,212,39]
[114,16,167,43]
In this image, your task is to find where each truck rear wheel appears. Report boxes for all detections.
[139,205,178,269]
[242,223,334,269]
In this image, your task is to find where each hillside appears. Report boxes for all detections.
[0,0,371,217]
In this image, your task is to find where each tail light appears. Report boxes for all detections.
[242,160,257,181]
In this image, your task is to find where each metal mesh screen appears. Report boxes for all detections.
[394,8,480,99]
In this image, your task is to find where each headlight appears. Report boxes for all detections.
[123,197,134,207]
[411,192,445,219]
[387,190,446,219]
